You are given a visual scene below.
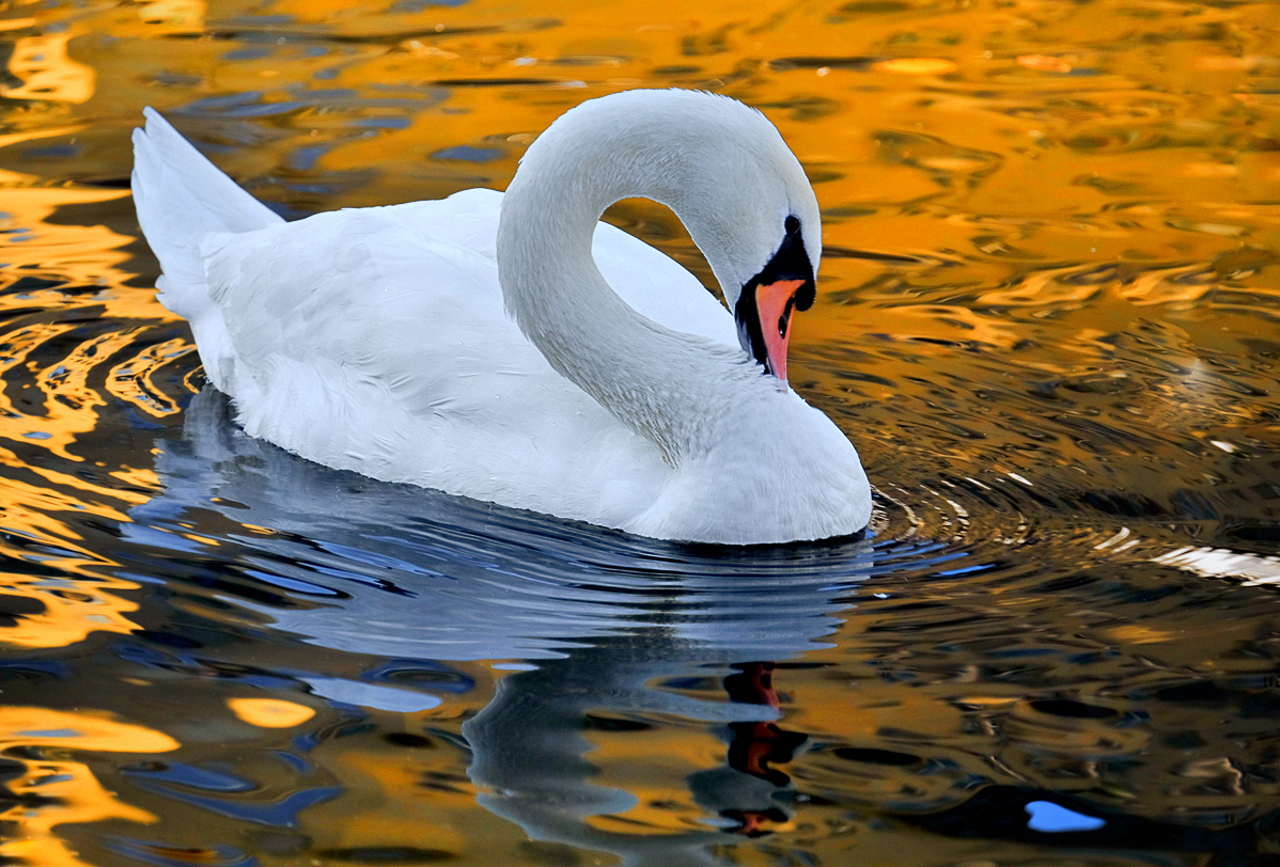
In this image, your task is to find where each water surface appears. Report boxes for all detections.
[1,0,1279,864]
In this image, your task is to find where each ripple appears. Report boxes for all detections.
[3,5,1280,856]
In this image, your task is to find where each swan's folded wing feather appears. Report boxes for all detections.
[202,201,537,412]
[197,194,675,527]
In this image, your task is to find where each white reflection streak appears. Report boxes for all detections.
[1094,527,1139,553]
[1151,545,1280,587]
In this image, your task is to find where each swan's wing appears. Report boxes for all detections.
[200,193,575,450]
[197,190,675,528]
[201,192,520,409]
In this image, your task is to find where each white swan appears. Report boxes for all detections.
[131,89,871,544]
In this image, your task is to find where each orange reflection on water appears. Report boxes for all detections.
[0,165,133,287]
[0,322,148,460]
[295,707,505,864]
[0,565,142,649]
[0,708,178,867]
[2,34,94,103]
[226,698,317,728]
[0,446,155,652]
[106,337,194,419]
[0,0,1274,860]
[583,722,731,834]
[136,0,207,34]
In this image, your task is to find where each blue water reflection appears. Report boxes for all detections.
[121,388,886,859]
[129,389,875,667]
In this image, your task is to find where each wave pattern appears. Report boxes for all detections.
[1,0,1279,862]
[4,262,1277,861]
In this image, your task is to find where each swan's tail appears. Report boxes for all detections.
[130,107,283,320]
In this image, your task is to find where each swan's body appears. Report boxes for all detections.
[132,90,871,544]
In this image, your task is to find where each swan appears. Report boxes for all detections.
[131,89,871,544]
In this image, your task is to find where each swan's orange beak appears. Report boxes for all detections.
[733,217,816,382]
[754,278,805,384]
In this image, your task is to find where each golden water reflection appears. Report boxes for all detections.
[1,0,1279,863]
[0,708,177,867]
[0,569,141,648]
[2,34,95,104]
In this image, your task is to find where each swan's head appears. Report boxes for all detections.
[507,89,823,384]
[614,90,825,386]
[729,210,817,385]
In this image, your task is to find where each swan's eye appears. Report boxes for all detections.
[784,215,800,235]
[778,296,796,338]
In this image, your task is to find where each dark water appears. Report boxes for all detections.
[3,0,1280,863]
[2,314,1279,865]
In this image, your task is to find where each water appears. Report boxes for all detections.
[2,0,1280,863]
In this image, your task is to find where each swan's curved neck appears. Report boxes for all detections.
[496,101,755,462]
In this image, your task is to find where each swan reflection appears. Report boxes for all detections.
[129,389,874,864]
